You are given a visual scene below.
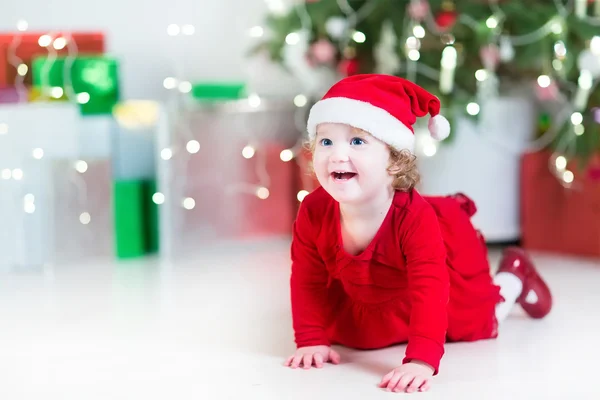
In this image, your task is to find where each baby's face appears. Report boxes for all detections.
[313,123,394,205]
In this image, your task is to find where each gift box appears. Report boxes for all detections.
[31,55,119,115]
[113,179,158,259]
[0,32,104,87]
[217,143,300,238]
[520,150,600,258]
[0,86,27,103]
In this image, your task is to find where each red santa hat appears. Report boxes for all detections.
[306,74,450,152]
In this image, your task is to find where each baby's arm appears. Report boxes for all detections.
[400,202,450,375]
[289,202,331,349]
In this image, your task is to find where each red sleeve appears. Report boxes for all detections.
[289,202,331,348]
[400,202,450,375]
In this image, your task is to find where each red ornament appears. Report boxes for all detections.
[338,59,359,76]
[435,0,457,31]
[435,10,457,30]
[309,39,336,65]
[407,0,430,21]
[535,80,559,101]
[479,44,501,70]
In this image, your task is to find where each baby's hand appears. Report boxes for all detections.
[284,345,341,369]
[379,361,434,393]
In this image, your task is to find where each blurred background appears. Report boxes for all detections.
[1,1,600,398]
[1,0,599,267]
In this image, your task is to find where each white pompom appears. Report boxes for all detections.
[428,114,450,140]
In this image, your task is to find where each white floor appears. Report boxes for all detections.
[1,238,599,399]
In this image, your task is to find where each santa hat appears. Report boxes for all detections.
[306,74,450,152]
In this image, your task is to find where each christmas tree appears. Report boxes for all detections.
[253,0,600,173]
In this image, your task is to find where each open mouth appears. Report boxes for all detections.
[331,172,358,181]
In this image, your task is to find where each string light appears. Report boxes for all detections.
[17,19,28,32]
[1,169,11,179]
[294,94,307,107]
[163,77,177,89]
[12,168,23,180]
[32,148,44,159]
[152,192,165,205]
[248,94,261,108]
[75,160,88,173]
[537,75,551,87]
[423,142,437,157]
[279,149,294,162]
[182,197,195,210]
[242,145,255,159]
[285,32,300,45]
[408,50,420,61]
[181,25,195,36]
[555,155,567,170]
[256,186,270,199]
[77,92,90,104]
[297,190,309,202]
[167,24,180,36]
[38,34,52,47]
[574,125,585,136]
[186,140,200,154]
[475,69,488,81]
[352,31,366,43]
[562,170,574,184]
[466,102,480,116]
[161,148,173,160]
[570,112,583,125]
[486,16,499,29]
[17,64,28,76]
[50,87,63,98]
[0,123,7,135]
[249,26,264,38]
[440,46,457,93]
[79,212,91,225]
[413,25,425,39]
[53,37,67,50]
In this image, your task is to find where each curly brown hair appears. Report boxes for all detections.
[303,131,420,192]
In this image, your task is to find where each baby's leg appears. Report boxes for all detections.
[494,247,553,320]
[493,272,523,322]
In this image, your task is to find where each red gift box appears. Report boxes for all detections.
[0,86,26,103]
[0,31,104,87]
[521,150,600,258]
[216,143,301,238]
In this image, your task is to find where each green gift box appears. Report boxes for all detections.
[113,179,159,259]
[191,82,246,101]
[32,55,119,115]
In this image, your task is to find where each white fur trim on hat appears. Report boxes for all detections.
[306,97,415,152]
[428,114,450,140]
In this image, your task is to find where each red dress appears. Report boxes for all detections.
[290,187,503,374]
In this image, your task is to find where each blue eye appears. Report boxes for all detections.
[320,138,332,146]
[351,137,365,145]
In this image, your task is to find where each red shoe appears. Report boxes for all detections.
[497,247,553,319]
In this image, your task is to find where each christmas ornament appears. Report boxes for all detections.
[499,36,515,62]
[593,107,600,124]
[325,17,348,39]
[407,0,430,21]
[309,39,336,64]
[338,58,359,76]
[435,1,458,31]
[480,44,501,70]
[535,80,559,101]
